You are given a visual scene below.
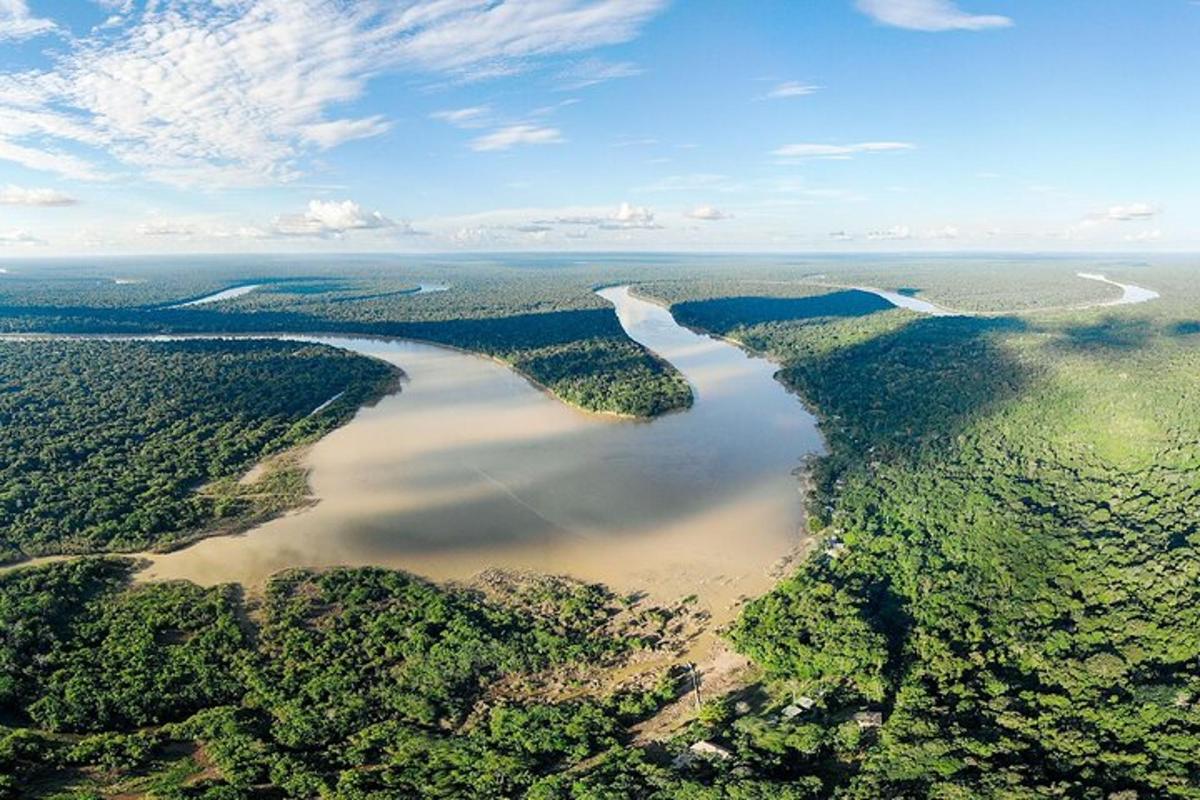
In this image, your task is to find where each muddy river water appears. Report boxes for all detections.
[137,286,826,614]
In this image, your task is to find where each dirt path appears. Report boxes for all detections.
[632,641,758,743]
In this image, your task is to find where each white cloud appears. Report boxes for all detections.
[470,124,564,152]
[773,141,915,159]
[397,3,666,76]
[0,229,45,245]
[765,81,820,99]
[527,202,661,230]
[301,117,392,150]
[431,106,492,128]
[0,185,77,206]
[855,0,1013,31]
[613,136,659,148]
[1107,203,1159,221]
[0,0,56,41]
[137,220,196,237]
[0,0,665,186]
[924,225,960,239]
[557,59,644,90]
[92,0,133,12]
[451,226,503,247]
[0,139,109,182]
[867,225,913,240]
[1124,229,1162,243]
[273,199,395,236]
[605,202,659,229]
[685,205,732,221]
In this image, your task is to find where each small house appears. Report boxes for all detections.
[853,710,884,729]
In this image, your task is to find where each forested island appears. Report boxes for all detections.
[3,256,1200,798]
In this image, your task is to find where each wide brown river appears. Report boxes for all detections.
[138,286,826,612]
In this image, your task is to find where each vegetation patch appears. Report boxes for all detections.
[0,339,398,562]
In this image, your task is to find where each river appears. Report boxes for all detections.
[1076,272,1161,305]
[169,284,261,308]
[136,286,826,615]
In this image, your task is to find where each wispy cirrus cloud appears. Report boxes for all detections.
[431,106,492,129]
[764,81,820,99]
[855,0,1013,32]
[557,59,644,90]
[773,141,915,159]
[0,0,666,187]
[470,124,564,152]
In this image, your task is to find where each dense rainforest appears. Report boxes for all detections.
[643,263,1200,798]
[3,256,1200,798]
[0,559,834,799]
[0,339,397,562]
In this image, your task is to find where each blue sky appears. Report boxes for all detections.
[0,0,1196,255]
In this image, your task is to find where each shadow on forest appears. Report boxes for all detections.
[780,314,1034,456]
[1046,315,1200,356]
[672,290,893,330]
[1051,316,1157,354]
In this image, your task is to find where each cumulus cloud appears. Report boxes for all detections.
[273,200,396,237]
[1124,229,1162,243]
[0,0,56,41]
[765,81,820,99]
[604,202,659,229]
[1107,203,1159,221]
[773,141,915,159]
[0,185,77,206]
[0,0,665,186]
[855,0,1013,31]
[470,125,564,152]
[685,205,732,221]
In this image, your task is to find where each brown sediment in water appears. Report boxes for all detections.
[126,287,825,637]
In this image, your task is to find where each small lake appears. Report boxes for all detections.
[139,286,826,613]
